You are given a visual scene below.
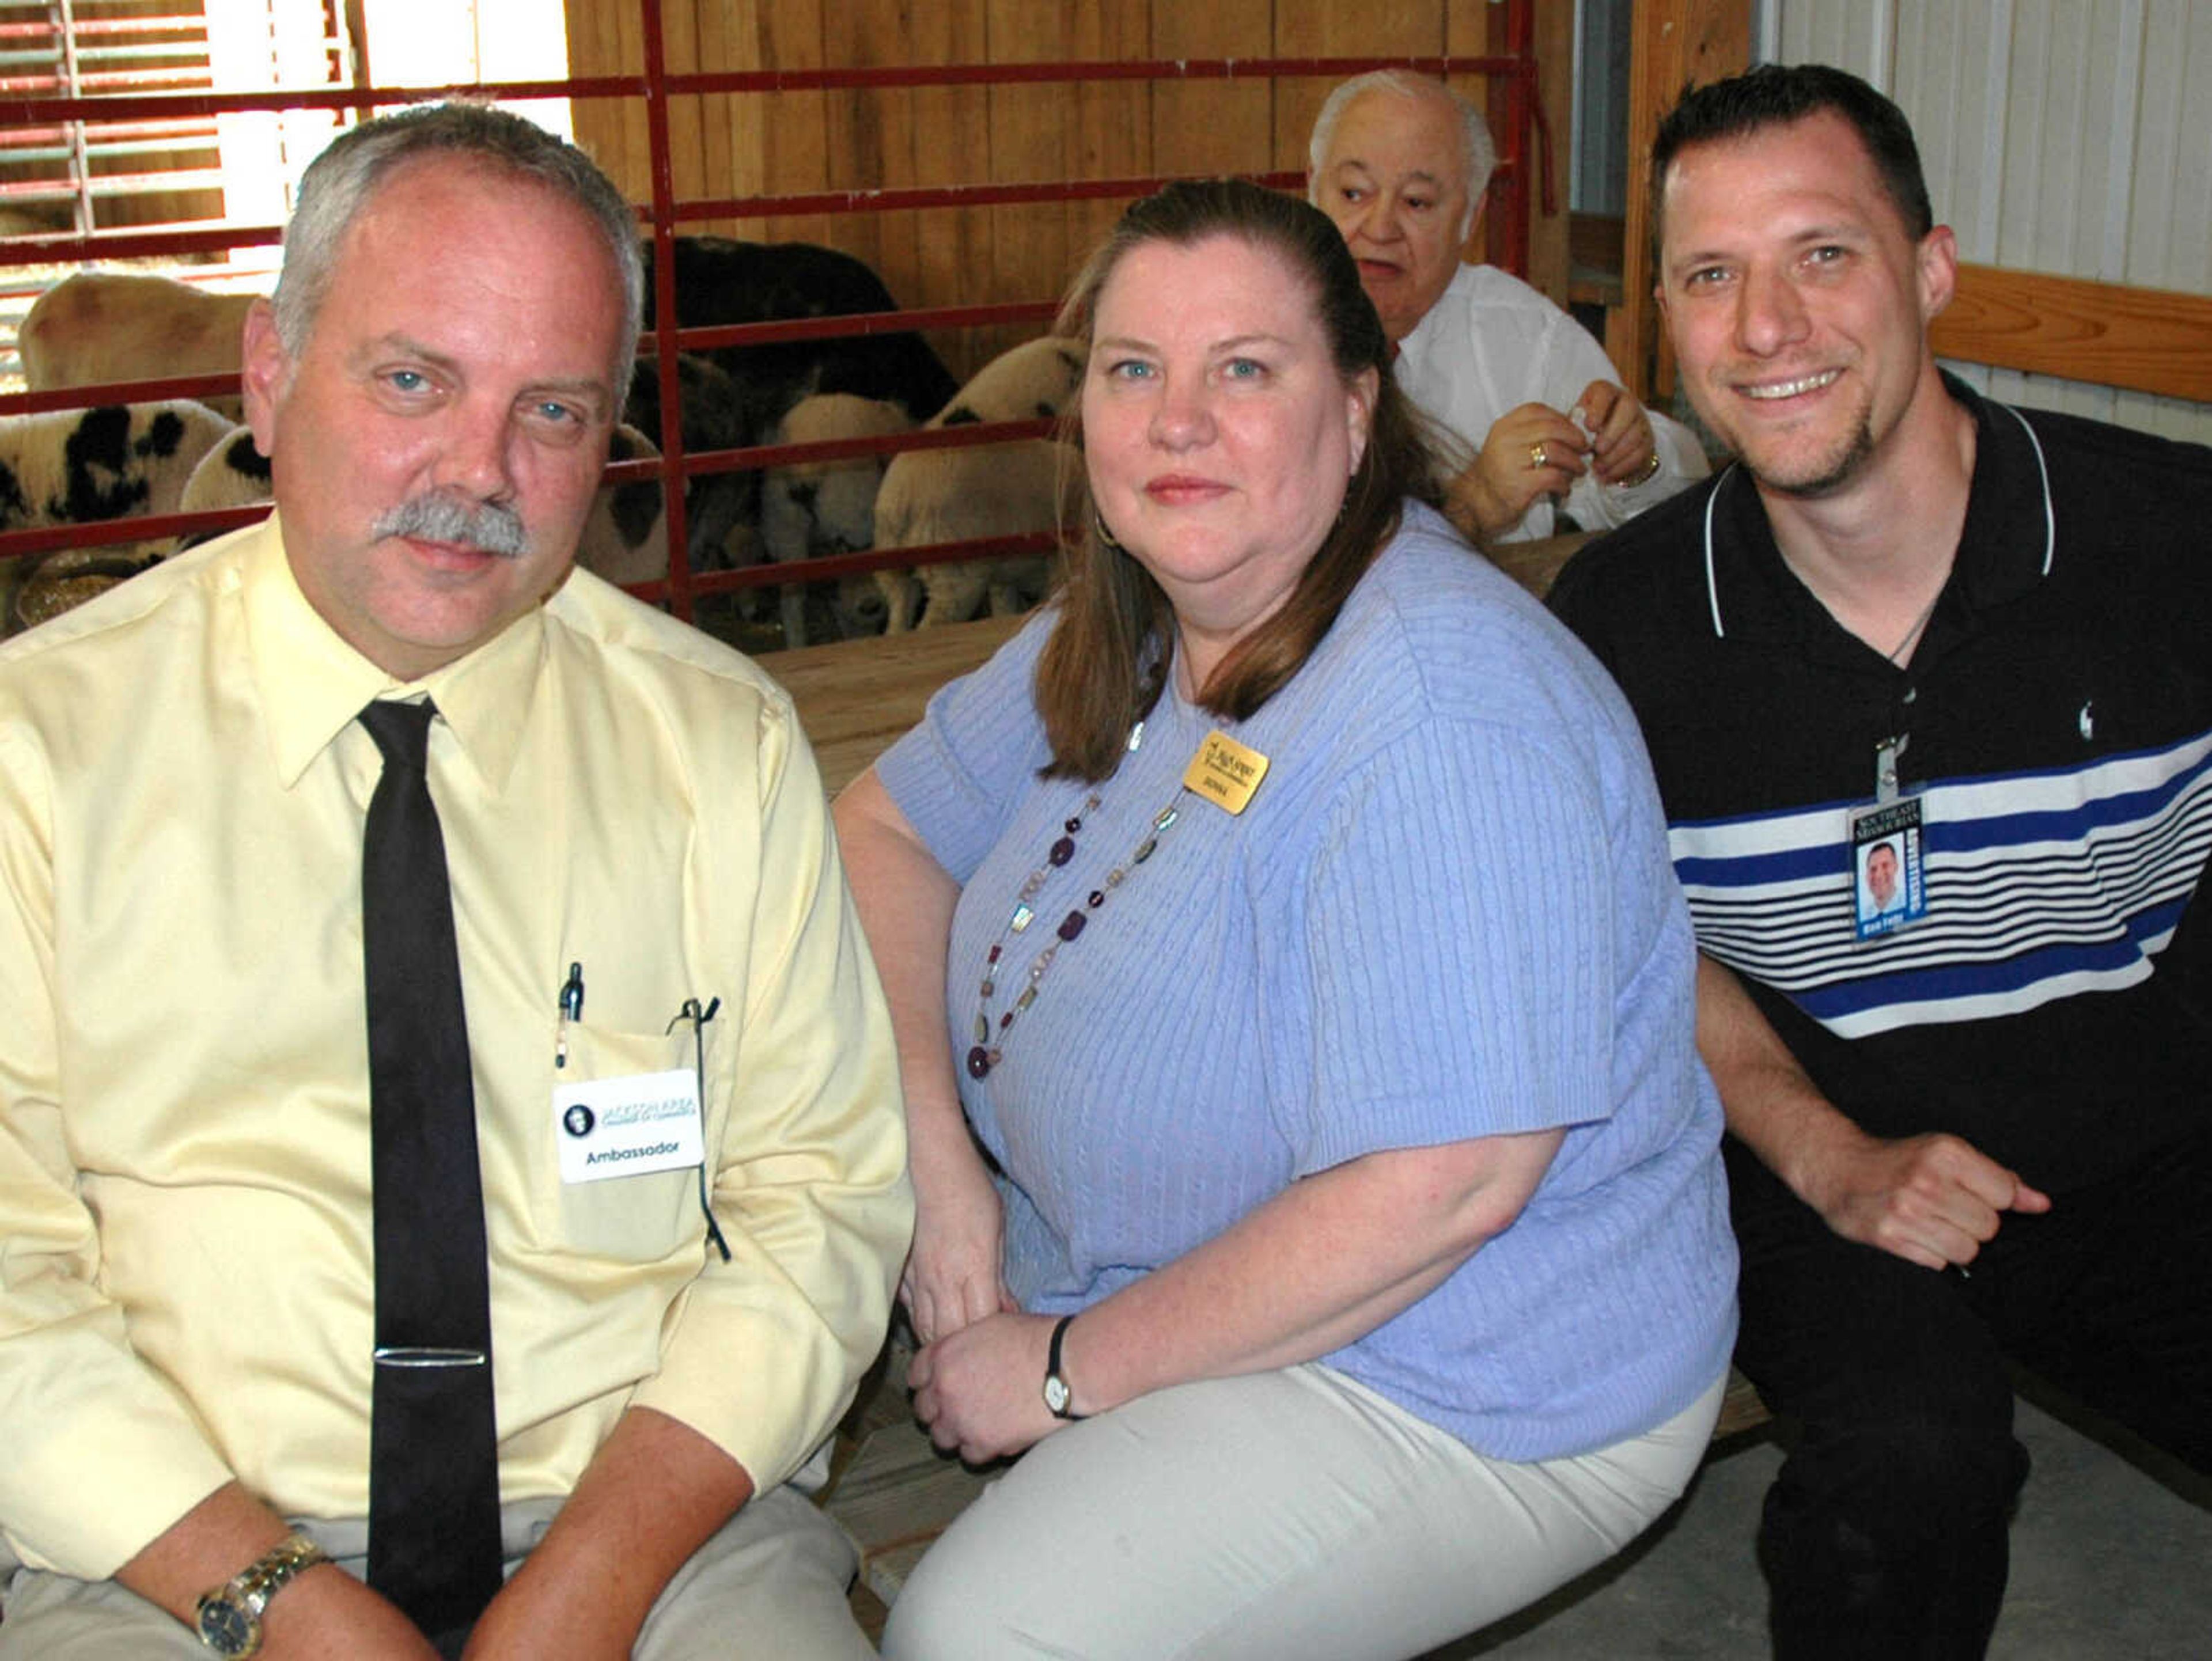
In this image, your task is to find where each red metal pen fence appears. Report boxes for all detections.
[1,0,1543,631]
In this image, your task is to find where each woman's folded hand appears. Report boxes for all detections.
[903,1139,1017,1345]
[909,1310,1063,1464]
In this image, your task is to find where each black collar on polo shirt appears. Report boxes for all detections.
[1698,371,2058,649]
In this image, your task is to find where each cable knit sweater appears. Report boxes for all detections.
[878,503,1735,1459]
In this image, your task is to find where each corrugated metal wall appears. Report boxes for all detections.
[1763,0,2212,441]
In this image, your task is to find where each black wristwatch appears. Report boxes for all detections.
[194,1532,329,1657]
[1042,1313,1086,1420]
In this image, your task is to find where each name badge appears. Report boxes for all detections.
[1184,731,1270,815]
[1849,797,1927,941]
[554,1067,704,1184]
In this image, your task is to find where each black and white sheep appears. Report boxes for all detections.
[2,399,234,534]
[171,425,273,531]
[1,399,234,632]
[575,424,672,590]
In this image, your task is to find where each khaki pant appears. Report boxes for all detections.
[0,1485,872,1659]
[884,1363,1727,1661]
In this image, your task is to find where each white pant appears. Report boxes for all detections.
[0,1486,870,1660]
[884,1363,1728,1661]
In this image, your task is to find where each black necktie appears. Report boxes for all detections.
[358,699,503,1644]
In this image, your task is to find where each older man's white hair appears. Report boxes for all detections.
[1306,70,1497,243]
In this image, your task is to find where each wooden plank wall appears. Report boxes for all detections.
[563,0,1569,382]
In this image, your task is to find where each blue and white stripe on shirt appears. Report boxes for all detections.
[1673,728,2212,1039]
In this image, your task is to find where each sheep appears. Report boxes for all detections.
[172,424,274,537]
[623,351,762,570]
[869,336,1086,630]
[2,399,233,535]
[169,422,671,589]
[873,437,1065,630]
[642,236,957,425]
[19,272,258,416]
[926,335,1086,429]
[1,399,232,634]
[627,239,956,581]
[575,424,672,590]
[758,393,912,647]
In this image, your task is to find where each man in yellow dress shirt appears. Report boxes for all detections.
[0,105,911,1658]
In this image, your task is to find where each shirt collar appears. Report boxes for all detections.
[1700,372,2057,644]
[1392,263,1465,372]
[244,512,549,792]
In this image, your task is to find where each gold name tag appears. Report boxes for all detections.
[1184,730,1270,814]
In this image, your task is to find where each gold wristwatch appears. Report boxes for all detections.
[194,1532,329,1658]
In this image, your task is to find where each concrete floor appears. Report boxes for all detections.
[1434,1393,2212,1659]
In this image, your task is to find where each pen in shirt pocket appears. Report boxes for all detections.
[555,960,585,1068]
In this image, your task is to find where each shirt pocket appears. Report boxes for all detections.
[536,1020,703,1264]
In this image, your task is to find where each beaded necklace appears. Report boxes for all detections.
[965,719,1191,1080]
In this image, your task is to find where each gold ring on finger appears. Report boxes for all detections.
[1530,441,1547,470]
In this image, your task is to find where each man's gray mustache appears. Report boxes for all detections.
[373,494,530,558]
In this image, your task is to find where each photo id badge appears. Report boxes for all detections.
[555,1067,705,1184]
[1849,797,1927,942]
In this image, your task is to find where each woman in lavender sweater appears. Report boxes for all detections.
[833,180,1736,1661]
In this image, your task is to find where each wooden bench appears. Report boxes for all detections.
[769,612,1026,798]
[1931,263,2212,405]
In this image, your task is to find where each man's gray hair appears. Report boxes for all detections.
[1306,70,1496,243]
[271,102,643,390]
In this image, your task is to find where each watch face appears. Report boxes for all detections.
[197,1596,256,1657]
[1043,1374,1072,1415]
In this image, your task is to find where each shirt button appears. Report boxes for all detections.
[1901,686,1917,704]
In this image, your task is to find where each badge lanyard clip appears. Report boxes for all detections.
[1874,733,1909,805]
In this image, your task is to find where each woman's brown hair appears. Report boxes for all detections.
[1036,177,1446,780]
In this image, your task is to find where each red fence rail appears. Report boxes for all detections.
[1,4,1541,629]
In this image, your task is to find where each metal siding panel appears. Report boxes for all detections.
[1779,5,1824,67]
[2127,1,2186,283]
[2038,0,2097,279]
[1995,0,2049,273]
[1835,7,1874,78]
[1971,3,2014,264]
[1889,2,1931,172]
[2097,2,2148,285]
[1893,2,1991,258]
[1866,0,1895,85]
[2166,2,2212,291]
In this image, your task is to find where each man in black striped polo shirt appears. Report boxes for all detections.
[1550,63,2211,1660]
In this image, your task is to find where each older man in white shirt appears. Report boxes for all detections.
[1310,70,1707,547]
